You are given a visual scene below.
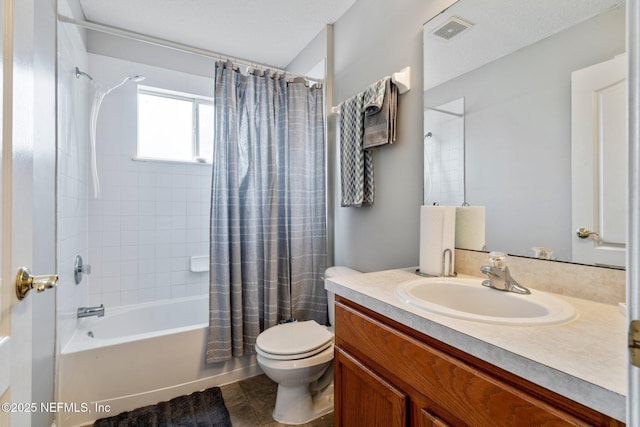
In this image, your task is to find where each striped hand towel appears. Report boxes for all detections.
[339,93,374,207]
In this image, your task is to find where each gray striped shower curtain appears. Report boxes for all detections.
[207,62,327,363]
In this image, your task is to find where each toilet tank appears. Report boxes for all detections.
[324,266,360,326]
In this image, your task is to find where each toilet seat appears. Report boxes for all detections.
[256,320,334,361]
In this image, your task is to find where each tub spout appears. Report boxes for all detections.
[77,304,105,318]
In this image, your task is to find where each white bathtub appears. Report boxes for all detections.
[57,295,260,427]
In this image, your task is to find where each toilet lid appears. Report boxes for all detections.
[256,320,333,357]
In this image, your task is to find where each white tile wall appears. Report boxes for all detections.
[86,54,213,308]
[87,160,211,306]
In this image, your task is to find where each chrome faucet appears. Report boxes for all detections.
[77,304,105,318]
[480,252,530,295]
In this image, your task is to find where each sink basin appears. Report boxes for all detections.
[395,277,576,326]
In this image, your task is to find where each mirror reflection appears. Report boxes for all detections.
[423,0,625,267]
[424,98,465,207]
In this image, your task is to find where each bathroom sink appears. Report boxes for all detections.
[395,277,576,326]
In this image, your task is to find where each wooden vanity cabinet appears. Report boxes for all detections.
[333,296,624,427]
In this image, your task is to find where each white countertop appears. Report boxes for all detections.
[326,268,627,422]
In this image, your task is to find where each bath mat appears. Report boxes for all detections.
[93,386,232,427]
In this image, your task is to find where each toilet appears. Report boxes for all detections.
[255,266,360,425]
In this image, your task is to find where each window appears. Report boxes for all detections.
[137,87,214,163]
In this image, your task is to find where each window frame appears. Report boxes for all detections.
[136,85,214,164]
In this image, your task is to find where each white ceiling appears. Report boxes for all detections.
[78,0,358,69]
[423,0,625,90]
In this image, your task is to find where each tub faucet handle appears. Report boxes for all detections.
[74,255,92,285]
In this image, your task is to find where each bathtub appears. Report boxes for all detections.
[57,295,260,427]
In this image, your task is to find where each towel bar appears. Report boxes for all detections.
[331,66,411,114]
[392,66,411,94]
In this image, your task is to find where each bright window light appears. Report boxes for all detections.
[197,103,214,162]
[137,88,213,163]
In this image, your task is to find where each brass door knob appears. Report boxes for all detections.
[576,227,600,240]
[15,267,58,300]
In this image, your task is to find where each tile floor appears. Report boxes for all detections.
[220,374,334,427]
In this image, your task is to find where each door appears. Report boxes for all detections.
[0,0,8,417]
[629,0,640,424]
[1,0,35,425]
[1,0,57,425]
[571,54,626,267]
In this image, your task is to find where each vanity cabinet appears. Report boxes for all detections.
[333,296,624,427]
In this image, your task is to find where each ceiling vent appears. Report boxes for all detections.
[432,16,474,41]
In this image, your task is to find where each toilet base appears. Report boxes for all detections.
[272,382,334,425]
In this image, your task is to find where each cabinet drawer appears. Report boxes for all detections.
[335,301,598,427]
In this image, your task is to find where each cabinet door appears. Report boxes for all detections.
[335,347,407,427]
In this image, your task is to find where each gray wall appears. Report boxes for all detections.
[287,26,328,78]
[329,0,456,272]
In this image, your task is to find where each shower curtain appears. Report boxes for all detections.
[207,62,327,363]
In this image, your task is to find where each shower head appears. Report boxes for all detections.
[75,67,93,81]
[88,72,146,198]
[103,74,146,95]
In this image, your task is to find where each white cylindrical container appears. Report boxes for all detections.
[419,206,456,276]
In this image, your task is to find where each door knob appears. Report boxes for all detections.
[15,267,58,300]
[576,227,600,241]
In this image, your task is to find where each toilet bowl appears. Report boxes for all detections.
[255,266,360,425]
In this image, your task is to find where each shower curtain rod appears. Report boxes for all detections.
[58,14,324,84]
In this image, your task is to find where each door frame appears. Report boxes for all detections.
[0,0,10,410]
[627,0,640,424]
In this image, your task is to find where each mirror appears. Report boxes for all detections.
[424,98,465,207]
[423,0,625,266]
